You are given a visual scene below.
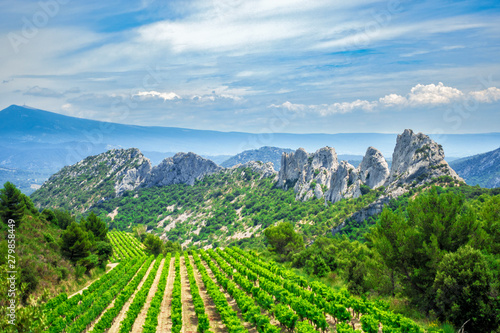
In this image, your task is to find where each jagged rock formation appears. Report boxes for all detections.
[278,147,345,201]
[232,161,277,179]
[385,129,461,192]
[144,152,222,187]
[115,153,152,196]
[32,148,276,212]
[357,147,390,189]
[277,129,462,205]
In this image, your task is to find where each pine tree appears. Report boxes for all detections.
[60,222,91,262]
[0,182,26,224]
[81,212,108,242]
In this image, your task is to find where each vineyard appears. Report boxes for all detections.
[41,233,432,333]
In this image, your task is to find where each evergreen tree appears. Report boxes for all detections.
[81,212,108,242]
[368,187,480,309]
[433,245,498,331]
[144,233,163,255]
[60,222,91,262]
[53,209,75,230]
[264,222,304,261]
[0,182,26,224]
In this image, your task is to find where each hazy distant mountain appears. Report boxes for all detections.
[221,146,294,170]
[450,147,500,188]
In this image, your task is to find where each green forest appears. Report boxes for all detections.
[2,168,500,332]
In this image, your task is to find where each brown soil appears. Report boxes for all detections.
[108,259,156,333]
[189,255,227,333]
[130,258,166,332]
[200,256,258,333]
[180,255,199,333]
[157,256,175,331]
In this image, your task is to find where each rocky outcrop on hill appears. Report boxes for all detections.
[385,129,462,191]
[31,148,152,211]
[277,147,367,202]
[115,152,152,196]
[357,147,390,189]
[233,161,277,179]
[144,152,222,187]
[276,129,462,205]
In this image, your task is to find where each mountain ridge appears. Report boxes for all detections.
[32,129,462,220]
[450,147,500,188]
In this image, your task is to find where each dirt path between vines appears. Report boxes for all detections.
[130,258,166,332]
[208,253,285,330]
[108,259,155,333]
[180,256,199,333]
[157,256,175,331]
[200,255,258,333]
[87,261,146,332]
[189,255,227,333]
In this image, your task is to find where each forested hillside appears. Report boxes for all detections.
[90,167,388,248]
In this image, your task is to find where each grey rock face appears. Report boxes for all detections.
[114,151,152,196]
[386,129,462,189]
[276,129,462,207]
[277,147,338,200]
[277,146,363,202]
[233,161,277,179]
[325,160,359,203]
[277,148,311,189]
[145,152,222,187]
[357,146,390,189]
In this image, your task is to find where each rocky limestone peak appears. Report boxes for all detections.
[386,129,462,189]
[145,152,222,187]
[277,148,311,189]
[357,146,390,189]
[114,149,152,196]
[310,147,338,170]
[31,147,153,211]
[325,160,359,203]
[278,146,343,201]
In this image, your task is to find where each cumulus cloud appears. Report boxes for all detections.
[271,82,500,116]
[23,86,63,98]
[134,91,181,101]
[379,82,463,107]
[469,87,500,103]
[408,82,463,105]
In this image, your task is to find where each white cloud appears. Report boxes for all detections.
[134,91,181,101]
[379,93,407,106]
[272,82,500,116]
[407,82,463,105]
[469,87,500,103]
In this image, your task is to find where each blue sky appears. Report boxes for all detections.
[1,0,499,134]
